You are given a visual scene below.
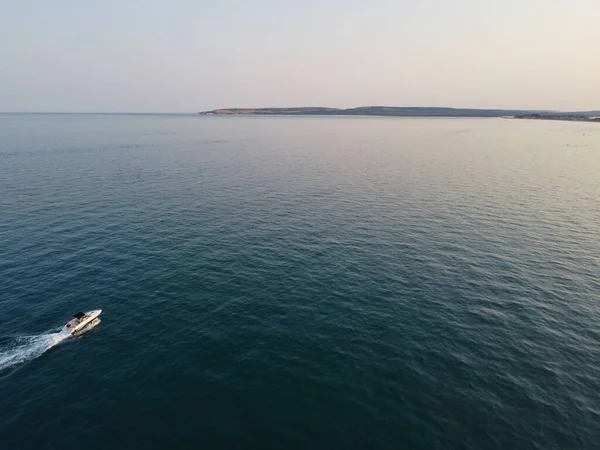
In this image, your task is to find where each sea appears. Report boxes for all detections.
[1,113,599,449]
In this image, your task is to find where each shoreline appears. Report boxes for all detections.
[197,106,600,121]
[513,114,600,124]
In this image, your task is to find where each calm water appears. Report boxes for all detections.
[1,114,600,449]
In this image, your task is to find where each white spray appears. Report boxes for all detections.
[0,331,68,372]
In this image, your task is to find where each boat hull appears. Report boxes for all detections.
[73,318,101,336]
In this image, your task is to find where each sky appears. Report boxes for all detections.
[1,0,599,113]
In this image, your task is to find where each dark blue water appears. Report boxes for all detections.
[1,114,600,449]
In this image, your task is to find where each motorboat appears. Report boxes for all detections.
[61,310,102,336]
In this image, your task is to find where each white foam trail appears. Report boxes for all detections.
[0,331,68,372]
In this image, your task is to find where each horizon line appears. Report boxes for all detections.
[2,105,599,115]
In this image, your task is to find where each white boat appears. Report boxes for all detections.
[61,310,102,336]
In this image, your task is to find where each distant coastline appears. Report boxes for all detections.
[197,106,600,122]
[513,113,600,123]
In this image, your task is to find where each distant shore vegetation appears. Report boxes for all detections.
[197,106,600,122]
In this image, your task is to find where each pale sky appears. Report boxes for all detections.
[1,0,598,113]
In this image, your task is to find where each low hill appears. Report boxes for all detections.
[197,106,599,118]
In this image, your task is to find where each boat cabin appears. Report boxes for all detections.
[65,312,87,330]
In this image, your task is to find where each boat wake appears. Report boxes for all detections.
[0,331,67,372]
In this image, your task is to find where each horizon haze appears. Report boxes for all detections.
[1,0,599,113]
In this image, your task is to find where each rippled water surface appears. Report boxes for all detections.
[1,114,600,449]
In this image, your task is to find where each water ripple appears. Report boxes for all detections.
[1,115,600,449]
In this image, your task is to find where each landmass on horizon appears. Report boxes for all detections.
[197,106,600,122]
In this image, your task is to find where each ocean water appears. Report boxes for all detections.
[1,114,599,449]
